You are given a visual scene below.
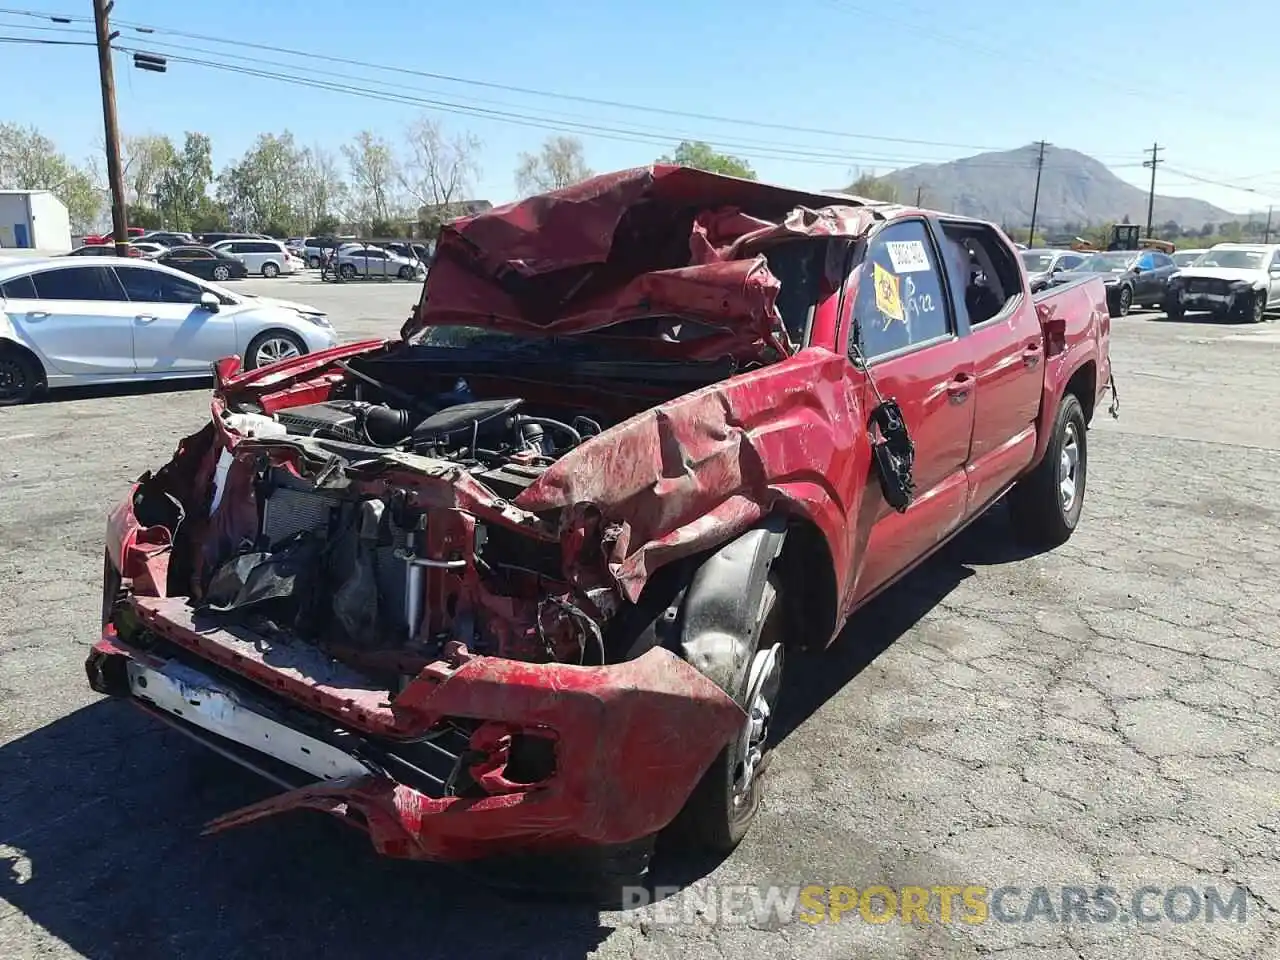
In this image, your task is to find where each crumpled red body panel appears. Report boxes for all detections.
[402,164,878,358]
[516,349,867,603]
[179,643,747,859]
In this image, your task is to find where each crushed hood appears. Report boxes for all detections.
[402,165,882,358]
[1174,267,1266,284]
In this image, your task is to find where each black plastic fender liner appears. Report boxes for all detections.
[678,513,788,699]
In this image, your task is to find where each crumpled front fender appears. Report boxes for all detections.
[199,645,746,860]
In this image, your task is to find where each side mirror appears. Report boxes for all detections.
[199,291,221,312]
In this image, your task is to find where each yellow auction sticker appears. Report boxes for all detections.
[873,261,904,327]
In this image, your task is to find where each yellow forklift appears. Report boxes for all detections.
[1070,224,1175,254]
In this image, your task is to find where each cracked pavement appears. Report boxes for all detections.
[1,282,1277,959]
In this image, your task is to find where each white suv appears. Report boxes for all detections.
[212,239,304,278]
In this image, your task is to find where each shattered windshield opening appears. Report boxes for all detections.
[410,317,726,360]
[1076,253,1136,273]
[1197,250,1265,269]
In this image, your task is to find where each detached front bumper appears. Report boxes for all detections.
[87,605,745,862]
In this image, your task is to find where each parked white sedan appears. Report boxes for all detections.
[0,256,338,405]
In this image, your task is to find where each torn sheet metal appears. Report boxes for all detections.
[401,165,884,352]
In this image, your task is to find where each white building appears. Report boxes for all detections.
[0,189,73,253]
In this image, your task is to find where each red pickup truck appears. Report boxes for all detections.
[87,166,1113,889]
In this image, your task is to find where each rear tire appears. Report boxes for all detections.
[1008,393,1088,549]
[308,255,321,269]
[212,264,231,282]
[0,347,43,406]
[670,572,785,854]
[262,262,280,279]
[339,263,357,280]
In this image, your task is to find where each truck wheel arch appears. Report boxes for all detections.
[1064,360,1097,425]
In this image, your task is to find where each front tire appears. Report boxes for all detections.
[245,330,306,370]
[1008,393,1088,549]
[671,573,785,854]
[1111,285,1132,317]
[397,265,413,280]
[0,347,43,406]
[307,255,321,269]
[262,262,280,279]
[1249,290,1266,323]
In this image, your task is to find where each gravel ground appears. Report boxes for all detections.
[1,280,1277,960]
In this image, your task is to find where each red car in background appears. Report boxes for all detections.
[81,226,146,245]
[87,166,1114,894]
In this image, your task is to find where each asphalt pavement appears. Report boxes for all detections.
[1,279,1277,960]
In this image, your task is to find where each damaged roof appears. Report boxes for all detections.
[402,165,889,352]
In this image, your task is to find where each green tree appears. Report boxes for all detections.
[217,132,309,234]
[845,169,898,203]
[515,136,592,194]
[0,122,102,231]
[155,132,215,231]
[659,141,756,180]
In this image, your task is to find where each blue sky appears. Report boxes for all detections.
[3,0,1278,216]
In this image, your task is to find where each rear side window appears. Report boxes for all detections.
[853,220,952,361]
[115,266,206,304]
[1,275,37,299]
[937,222,1023,326]
[250,242,281,254]
[32,266,125,301]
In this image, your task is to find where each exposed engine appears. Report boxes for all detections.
[201,385,623,689]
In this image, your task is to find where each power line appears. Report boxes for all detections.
[0,32,93,45]
[115,44,1109,175]
[0,5,1010,152]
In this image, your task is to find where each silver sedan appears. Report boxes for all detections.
[0,256,339,405]
[334,244,426,281]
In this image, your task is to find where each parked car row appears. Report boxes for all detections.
[0,255,337,405]
[1032,241,1280,322]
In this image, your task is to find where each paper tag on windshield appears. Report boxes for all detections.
[885,240,931,273]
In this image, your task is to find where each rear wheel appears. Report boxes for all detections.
[245,330,306,370]
[0,347,42,406]
[339,263,357,280]
[1008,393,1088,549]
[262,262,280,279]
[307,255,321,269]
[671,572,785,853]
[212,264,231,282]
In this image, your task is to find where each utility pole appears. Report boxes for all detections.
[915,184,924,206]
[1142,142,1164,240]
[1265,206,1273,243]
[1027,140,1047,249]
[92,0,129,257]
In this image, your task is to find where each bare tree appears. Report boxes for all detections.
[515,135,592,194]
[298,144,346,232]
[401,116,480,214]
[121,133,177,207]
[342,130,402,229]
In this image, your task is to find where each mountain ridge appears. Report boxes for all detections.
[851,144,1239,228]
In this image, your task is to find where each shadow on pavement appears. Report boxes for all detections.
[33,377,212,406]
[0,702,611,959]
[0,507,1045,955]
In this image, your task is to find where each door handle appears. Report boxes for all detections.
[135,314,157,324]
[946,373,973,404]
[26,311,49,320]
